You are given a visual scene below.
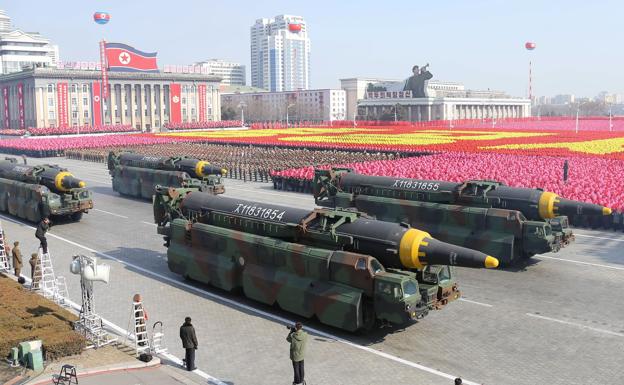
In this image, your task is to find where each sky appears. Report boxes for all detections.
[3,0,623,97]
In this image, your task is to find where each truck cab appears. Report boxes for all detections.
[373,273,429,325]
[416,265,461,309]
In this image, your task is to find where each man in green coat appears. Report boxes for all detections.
[286,322,308,385]
[179,316,198,371]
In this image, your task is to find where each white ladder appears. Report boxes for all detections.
[0,222,11,273]
[55,276,69,307]
[31,248,58,301]
[127,301,151,356]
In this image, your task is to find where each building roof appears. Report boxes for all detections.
[0,67,222,83]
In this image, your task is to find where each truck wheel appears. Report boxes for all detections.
[70,212,83,221]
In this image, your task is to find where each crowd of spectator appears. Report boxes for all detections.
[0,124,136,137]
[163,121,242,130]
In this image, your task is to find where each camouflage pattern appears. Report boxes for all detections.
[108,151,225,200]
[0,159,92,222]
[314,168,573,266]
[153,187,497,332]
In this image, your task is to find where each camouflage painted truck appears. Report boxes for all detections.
[107,151,227,200]
[153,186,498,332]
[312,168,611,265]
[0,158,93,222]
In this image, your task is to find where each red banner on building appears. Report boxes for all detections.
[17,83,25,128]
[100,40,109,99]
[92,81,102,126]
[169,83,181,124]
[2,86,9,129]
[56,82,69,126]
[198,84,206,122]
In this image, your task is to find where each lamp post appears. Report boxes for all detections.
[286,103,295,127]
[237,101,246,126]
[609,105,613,132]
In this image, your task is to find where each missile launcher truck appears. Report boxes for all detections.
[107,151,227,200]
[0,157,92,222]
[153,186,498,332]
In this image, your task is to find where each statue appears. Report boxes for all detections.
[403,63,433,98]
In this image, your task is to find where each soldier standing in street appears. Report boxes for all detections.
[29,252,38,281]
[179,316,198,371]
[12,241,22,277]
[287,322,308,385]
[35,218,50,254]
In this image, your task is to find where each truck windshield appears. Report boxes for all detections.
[403,281,418,297]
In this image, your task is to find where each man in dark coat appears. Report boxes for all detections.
[35,218,50,254]
[179,316,198,371]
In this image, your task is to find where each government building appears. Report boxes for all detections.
[0,66,222,131]
[340,78,531,122]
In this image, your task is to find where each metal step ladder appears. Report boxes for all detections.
[150,321,168,355]
[55,276,69,307]
[0,221,11,273]
[31,248,58,301]
[127,301,151,356]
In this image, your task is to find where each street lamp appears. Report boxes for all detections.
[286,103,295,127]
[237,101,247,126]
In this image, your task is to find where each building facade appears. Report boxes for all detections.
[357,94,531,121]
[341,77,530,122]
[195,59,246,86]
[250,15,310,92]
[0,68,221,131]
[221,89,345,122]
[0,9,59,75]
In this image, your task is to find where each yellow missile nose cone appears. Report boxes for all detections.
[603,207,612,215]
[79,181,86,188]
[485,256,499,269]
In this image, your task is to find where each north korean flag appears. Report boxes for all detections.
[105,42,158,72]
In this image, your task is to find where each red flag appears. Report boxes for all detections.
[2,86,9,128]
[17,83,24,128]
[105,42,158,72]
[92,82,102,126]
[56,82,69,126]
[169,83,181,123]
[198,84,206,122]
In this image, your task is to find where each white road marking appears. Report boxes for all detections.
[574,233,624,242]
[538,255,624,271]
[525,313,624,337]
[0,213,482,385]
[92,208,129,219]
[459,298,494,308]
[141,221,157,226]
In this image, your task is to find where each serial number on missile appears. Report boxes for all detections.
[233,203,286,221]
[392,179,440,191]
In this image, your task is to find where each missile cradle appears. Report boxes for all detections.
[153,186,498,332]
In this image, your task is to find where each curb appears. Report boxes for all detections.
[25,357,161,385]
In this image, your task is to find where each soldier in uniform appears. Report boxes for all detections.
[287,322,308,385]
[12,241,22,277]
[29,252,39,281]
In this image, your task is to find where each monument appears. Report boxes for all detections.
[403,63,433,98]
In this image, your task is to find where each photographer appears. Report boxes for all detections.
[286,322,308,385]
